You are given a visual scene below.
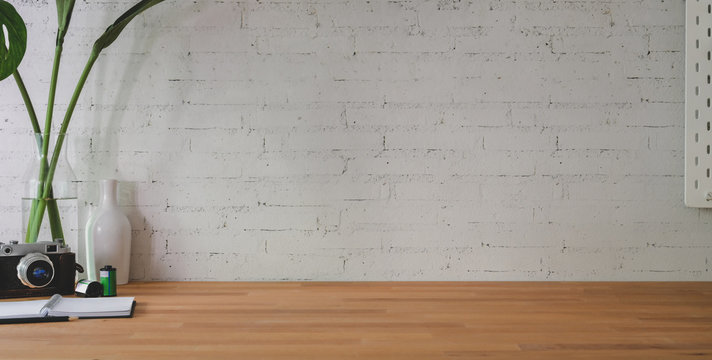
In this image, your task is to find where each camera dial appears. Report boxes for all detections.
[16,253,55,288]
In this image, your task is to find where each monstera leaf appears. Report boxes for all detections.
[0,0,26,81]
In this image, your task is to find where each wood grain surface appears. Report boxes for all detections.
[1,282,711,359]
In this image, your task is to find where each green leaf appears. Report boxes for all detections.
[56,0,76,46]
[0,0,27,81]
[93,0,164,54]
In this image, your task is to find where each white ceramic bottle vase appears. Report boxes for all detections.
[85,179,132,284]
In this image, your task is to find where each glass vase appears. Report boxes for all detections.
[21,132,78,252]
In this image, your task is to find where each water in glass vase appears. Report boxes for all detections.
[21,197,78,247]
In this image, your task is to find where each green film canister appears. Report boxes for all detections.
[100,265,117,297]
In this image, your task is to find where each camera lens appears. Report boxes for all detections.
[16,253,55,288]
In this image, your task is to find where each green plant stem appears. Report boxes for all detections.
[11,70,48,243]
[34,45,63,211]
[39,46,66,243]
[25,197,64,243]
[25,151,47,243]
[12,70,40,134]
[41,45,63,160]
[46,198,64,241]
[26,201,66,243]
[59,50,99,137]
[24,202,39,243]
[23,162,68,243]
[51,51,98,163]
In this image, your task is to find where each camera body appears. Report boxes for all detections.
[0,240,76,299]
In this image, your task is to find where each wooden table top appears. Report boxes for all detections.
[1,281,711,359]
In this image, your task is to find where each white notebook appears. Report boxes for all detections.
[0,294,135,320]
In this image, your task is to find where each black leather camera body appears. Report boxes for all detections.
[0,240,76,299]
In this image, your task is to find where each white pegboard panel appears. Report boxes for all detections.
[685,0,712,207]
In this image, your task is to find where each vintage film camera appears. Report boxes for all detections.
[0,240,77,299]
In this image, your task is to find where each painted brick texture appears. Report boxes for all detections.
[0,0,708,280]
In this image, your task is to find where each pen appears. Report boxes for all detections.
[0,316,71,325]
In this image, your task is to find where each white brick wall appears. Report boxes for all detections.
[1,0,708,280]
